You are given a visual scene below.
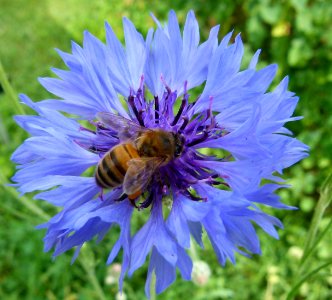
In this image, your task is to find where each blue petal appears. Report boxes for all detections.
[202,34,244,99]
[188,221,204,248]
[249,49,261,69]
[222,214,261,254]
[167,194,210,248]
[129,199,177,275]
[185,24,219,91]
[177,246,193,280]
[246,64,277,93]
[105,22,131,95]
[145,248,176,297]
[123,17,147,90]
[182,11,200,60]
[251,212,283,239]
[195,159,262,193]
[199,104,271,159]
[166,198,191,248]
[245,183,297,209]
[35,177,98,207]
[18,175,95,195]
[12,158,94,187]
[53,218,111,256]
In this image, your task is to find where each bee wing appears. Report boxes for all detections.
[97,112,149,141]
[123,157,164,196]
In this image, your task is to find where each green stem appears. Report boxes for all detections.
[1,199,38,221]
[189,237,200,261]
[286,259,332,300]
[150,271,157,300]
[0,171,50,221]
[79,248,107,300]
[0,115,9,144]
[299,173,332,271]
[300,217,332,268]
[0,58,26,115]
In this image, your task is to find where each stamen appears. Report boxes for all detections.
[212,181,230,188]
[88,146,99,154]
[206,96,213,119]
[187,94,200,110]
[136,75,145,106]
[179,117,189,131]
[138,109,145,125]
[79,125,96,134]
[171,94,188,126]
[154,96,159,124]
[183,189,207,202]
[185,112,204,134]
[184,165,212,180]
[162,185,168,195]
[160,91,170,117]
[207,96,215,129]
[186,130,209,147]
[183,80,188,95]
[128,95,144,126]
[73,139,95,152]
[167,165,198,186]
[160,74,171,93]
[139,74,145,90]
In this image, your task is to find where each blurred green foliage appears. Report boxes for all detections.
[0,0,331,299]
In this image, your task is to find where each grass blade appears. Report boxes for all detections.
[0,58,26,115]
[0,171,50,221]
[286,259,332,300]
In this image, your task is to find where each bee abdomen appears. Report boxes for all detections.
[95,154,122,188]
[95,144,139,189]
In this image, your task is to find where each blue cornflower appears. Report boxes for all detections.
[12,10,308,297]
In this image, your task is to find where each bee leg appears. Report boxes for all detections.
[115,193,128,202]
[128,191,142,208]
[129,198,139,208]
[138,193,154,210]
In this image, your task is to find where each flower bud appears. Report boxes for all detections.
[287,246,303,260]
[192,260,211,286]
[116,291,127,300]
[105,263,122,285]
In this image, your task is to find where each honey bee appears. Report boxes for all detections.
[95,112,184,203]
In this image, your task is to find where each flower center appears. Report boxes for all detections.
[78,80,228,208]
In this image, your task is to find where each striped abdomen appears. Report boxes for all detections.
[95,143,139,189]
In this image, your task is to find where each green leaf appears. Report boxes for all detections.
[288,38,314,67]
[295,10,313,34]
[259,3,282,25]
